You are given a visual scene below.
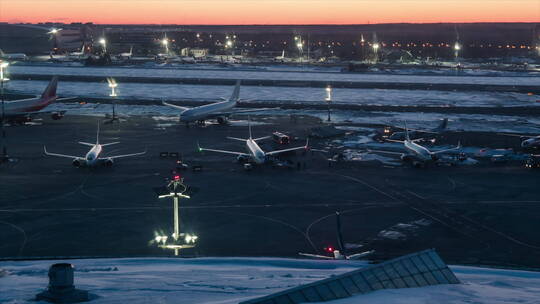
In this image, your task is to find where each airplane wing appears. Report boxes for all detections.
[206,108,273,118]
[266,140,308,156]
[162,100,190,112]
[55,97,78,102]
[367,149,404,156]
[347,250,375,260]
[432,142,462,155]
[253,136,271,142]
[298,253,335,260]
[498,133,534,139]
[391,126,438,134]
[8,110,66,118]
[43,146,80,159]
[103,150,146,160]
[198,146,250,157]
[384,139,405,143]
[226,136,248,142]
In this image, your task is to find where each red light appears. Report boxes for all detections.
[326,247,333,252]
[174,175,180,181]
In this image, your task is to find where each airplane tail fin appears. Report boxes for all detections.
[336,212,346,256]
[80,44,85,53]
[96,121,100,144]
[0,49,5,56]
[404,121,410,141]
[41,76,58,99]
[434,118,448,131]
[129,46,133,56]
[248,115,252,139]
[281,50,285,58]
[229,80,241,102]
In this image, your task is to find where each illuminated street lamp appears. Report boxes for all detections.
[162,38,169,50]
[99,37,107,53]
[0,61,9,162]
[325,85,332,122]
[372,43,380,63]
[106,78,120,123]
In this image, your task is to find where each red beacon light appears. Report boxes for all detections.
[173,175,181,181]
[326,247,334,253]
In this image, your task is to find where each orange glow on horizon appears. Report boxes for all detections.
[1,0,539,25]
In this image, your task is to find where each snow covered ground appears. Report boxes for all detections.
[9,65,540,86]
[1,257,539,304]
[6,80,539,108]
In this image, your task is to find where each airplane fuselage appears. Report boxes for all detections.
[522,136,540,148]
[84,144,102,166]
[1,54,27,60]
[180,100,236,122]
[246,139,266,164]
[404,140,433,162]
[3,95,57,116]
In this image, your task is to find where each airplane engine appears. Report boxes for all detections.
[51,112,64,120]
[412,161,424,168]
[401,155,413,162]
[103,158,114,167]
[72,159,82,167]
[216,116,228,125]
[236,155,248,163]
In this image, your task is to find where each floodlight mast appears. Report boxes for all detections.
[158,176,192,255]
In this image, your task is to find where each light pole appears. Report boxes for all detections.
[106,77,119,123]
[0,61,9,162]
[162,38,169,55]
[47,28,62,52]
[372,43,380,63]
[325,85,332,122]
[156,175,197,256]
[99,38,107,54]
[454,42,461,64]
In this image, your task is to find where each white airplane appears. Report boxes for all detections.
[498,133,540,149]
[198,120,309,164]
[49,52,70,62]
[372,123,461,167]
[0,49,27,60]
[2,76,71,123]
[386,118,448,140]
[274,50,292,63]
[116,46,133,60]
[68,45,87,59]
[162,80,264,125]
[44,123,146,167]
[299,212,374,260]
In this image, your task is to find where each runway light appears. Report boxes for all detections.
[454,43,461,51]
[372,43,380,51]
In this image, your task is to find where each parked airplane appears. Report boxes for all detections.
[68,45,87,59]
[198,120,309,164]
[372,123,461,167]
[44,123,146,167]
[386,118,448,140]
[116,46,133,60]
[162,80,263,125]
[0,49,27,60]
[499,133,540,149]
[299,212,374,260]
[274,50,293,63]
[2,76,71,123]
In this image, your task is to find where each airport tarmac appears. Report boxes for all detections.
[1,115,540,269]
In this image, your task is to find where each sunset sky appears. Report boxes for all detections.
[1,0,539,25]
